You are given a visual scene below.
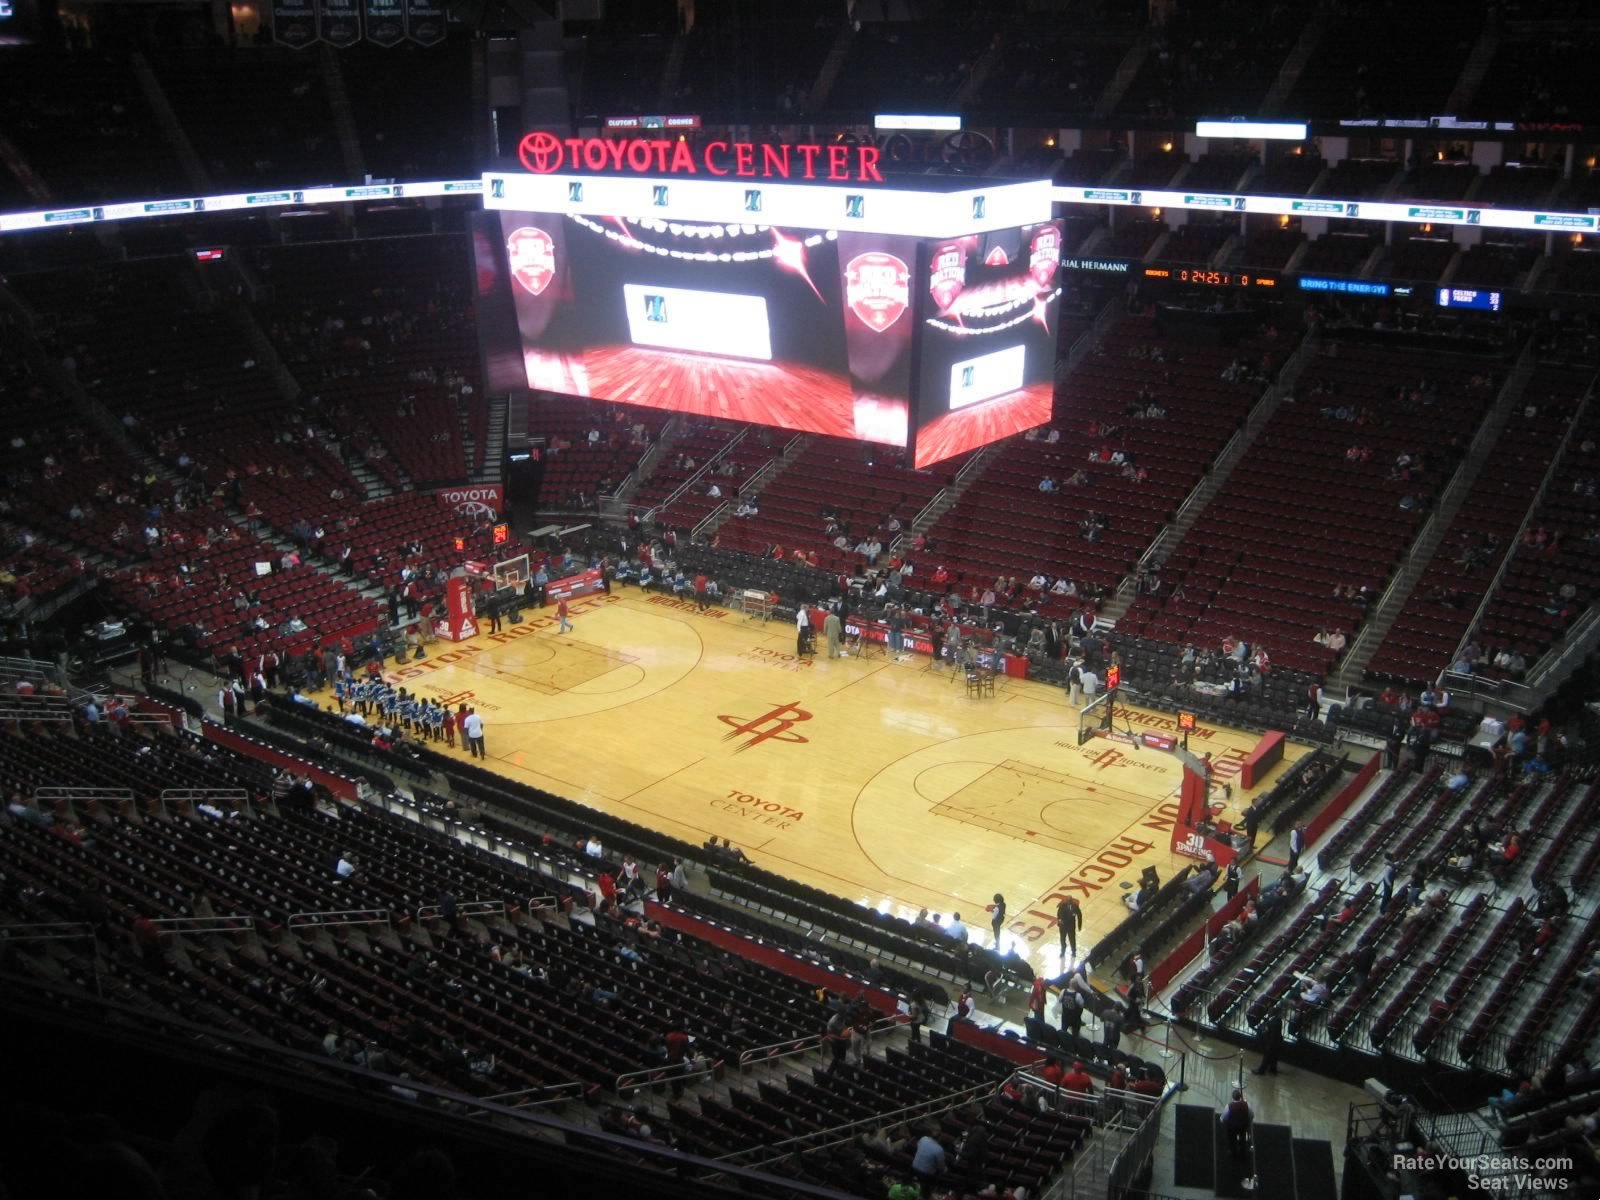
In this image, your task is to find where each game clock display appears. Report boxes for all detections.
[1143,266,1279,289]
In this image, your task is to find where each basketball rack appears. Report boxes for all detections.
[737,589,772,622]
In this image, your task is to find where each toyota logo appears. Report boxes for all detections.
[519,131,565,174]
[455,500,498,520]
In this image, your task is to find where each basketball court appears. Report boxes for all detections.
[331,588,1308,979]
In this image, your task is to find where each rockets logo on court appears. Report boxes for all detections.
[844,252,910,333]
[1030,226,1062,291]
[927,242,967,313]
[506,226,556,296]
[717,702,813,752]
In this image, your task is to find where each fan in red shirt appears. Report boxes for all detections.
[1027,976,1049,1021]
[597,872,618,914]
[1040,1056,1065,1086]
[1062,1061,1095,1095]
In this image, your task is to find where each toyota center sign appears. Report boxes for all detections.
[518,132,886,184]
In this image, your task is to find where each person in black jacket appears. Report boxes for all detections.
[1253,1000,1285,1076]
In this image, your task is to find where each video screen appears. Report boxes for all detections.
[470,207,1062,469]
[487,209,919,447]
[0,0,39,44]
[911,220,1061,468]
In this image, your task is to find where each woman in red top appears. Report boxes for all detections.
[454,704,469,747]
[557,597,572,634]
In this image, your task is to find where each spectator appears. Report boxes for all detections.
[1062,1059,1094,1098]
[911,1133,947,1180]
[1222,1089,1253,1160]
[463,708,485,758]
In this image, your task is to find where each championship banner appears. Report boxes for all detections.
[434,483,505,520]
[404,0,446,46]
[435,576,478,642]
[319,0,361,47]
[545,568,604,603]
[273,0,321,48]
[362,0,404,47]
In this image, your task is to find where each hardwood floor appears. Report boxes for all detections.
[319,589,1307,979]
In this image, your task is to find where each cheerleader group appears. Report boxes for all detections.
[333,676,467,748]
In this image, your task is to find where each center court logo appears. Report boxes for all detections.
[1088,747,1125,771]
[717,702,813,752]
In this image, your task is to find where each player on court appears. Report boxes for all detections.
[557,596,572,634]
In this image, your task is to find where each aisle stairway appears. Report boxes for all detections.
[1173,1102,1338,1199]
[1329,340,1538,690]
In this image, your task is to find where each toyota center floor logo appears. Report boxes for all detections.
[520,131,565,174]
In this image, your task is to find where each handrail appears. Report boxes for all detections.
[1015,1072,1166,1133]
[471,1079,587,1111]
[1449,368,1595,680]
[416,900,506,922]
[286,908,392,930]
[735,1013,908,1070]
[0,920,97,942]
[1529,602,1600,686]
[953,448,991,488]
[909,486,947,533]
[691,502,729,541]
[161,787,252,819]
[714,1073,1001,1170]
[737,457,779,497]
[0,969,867,1200]
[0,653,69,691]
[607,467,638,503]
[1115,328,1321,597]
[149,915,257,933]
[1335,344,1519,682]
[0,922,102,995]
[34,785,134,812]
[0,704,72,722]
[615,1056,725,1096]
[1337,505,1444,673]
[650,426,750,519]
